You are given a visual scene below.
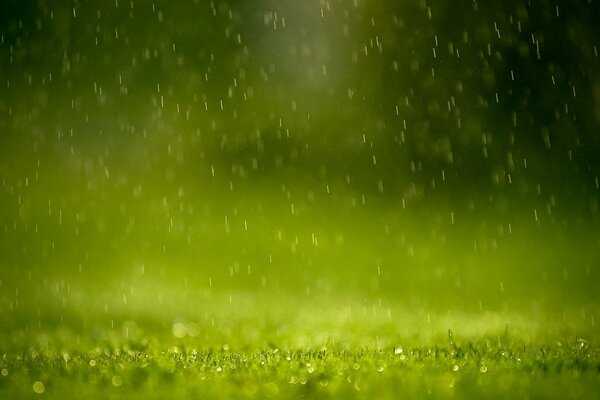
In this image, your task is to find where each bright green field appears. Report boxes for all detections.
[1,185,600,399]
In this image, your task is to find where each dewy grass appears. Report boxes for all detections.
[1,199,598,398]
[1,335,598,399]
[1,294,599,399]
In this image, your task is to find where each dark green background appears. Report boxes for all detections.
[1,0,599,348]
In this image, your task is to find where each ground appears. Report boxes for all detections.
[1,191,599,398]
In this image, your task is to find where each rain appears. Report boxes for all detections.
[0,0,599,398]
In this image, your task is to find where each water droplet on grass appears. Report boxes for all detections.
[112,375,123,387]
[33,381,45,394]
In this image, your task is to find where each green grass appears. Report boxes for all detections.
[1,332,599,399]
[1,289,599,399]
[2,183,599,399]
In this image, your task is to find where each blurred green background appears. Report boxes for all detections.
[0,0,599,349]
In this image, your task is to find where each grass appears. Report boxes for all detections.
[1,331,599,399]
[1,184,599,399]
[1,291,599,399]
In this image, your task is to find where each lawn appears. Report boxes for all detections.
[1,186,599,399]
[1,301,599,399]
[2,338,598,399]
